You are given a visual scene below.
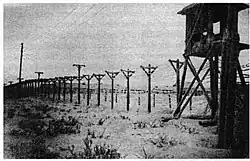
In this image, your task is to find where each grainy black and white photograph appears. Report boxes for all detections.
[3,2,249,159]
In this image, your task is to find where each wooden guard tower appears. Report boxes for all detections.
[174,3,249,152]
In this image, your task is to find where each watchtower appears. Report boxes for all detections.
[179,3,249,57]
[174,3,249,151]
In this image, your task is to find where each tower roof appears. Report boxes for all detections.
[178,3,249,16]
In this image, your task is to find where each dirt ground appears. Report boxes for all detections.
[4,94,234,159]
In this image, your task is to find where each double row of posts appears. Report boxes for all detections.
[9,43,169,111]
[5,71,178,113]
[8,53,177,113]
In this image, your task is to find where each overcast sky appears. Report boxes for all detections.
[3,3,249,88]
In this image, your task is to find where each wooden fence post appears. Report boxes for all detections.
[140,64,158,113]
[105,71,119,110]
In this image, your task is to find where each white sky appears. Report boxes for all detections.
[3,3,249,88]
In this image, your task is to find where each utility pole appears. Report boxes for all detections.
[169,59,184,106]
[121,68,135,111]
[18,43,24,83]
[140,64,158,113]
[105,71,119,110]
[93,73,105,106]
[16,77,24,85]
[35,71,43,96]
[17,43,24,98]
[73,64,85,104]
[82,74,94,106]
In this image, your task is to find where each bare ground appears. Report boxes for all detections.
[4,95,233,159]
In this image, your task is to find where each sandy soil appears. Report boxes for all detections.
[4,93,233,159]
